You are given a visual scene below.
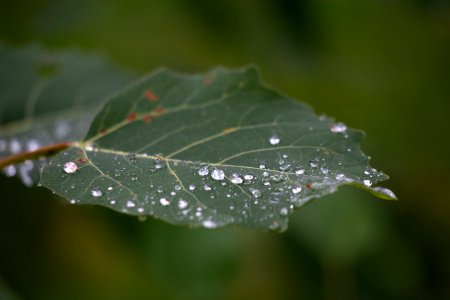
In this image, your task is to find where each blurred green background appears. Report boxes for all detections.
[1,0,449,299]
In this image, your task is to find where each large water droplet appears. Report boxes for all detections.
[363,179,372,187]
[198,166,209,176]
[269,135,280,145]
[63,162,78,174]
[126,200,136,208]
[330,122,347,133]
[211,169,225,181]
[91,188,103,197]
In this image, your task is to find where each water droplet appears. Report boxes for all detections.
[230,173,243,184]
[244,174,254,181]
[189,184,196,191]
[137,207,144,213]
[108,186,113,191]
[211,169,225,181]
[269,135,280,145]
[309,159,319,168]
[270,174,285,183]
[363,179,372,187]
[259,164,266,169]
[154,160,163,169]
[131,174,138,181]
[202,220,217,229]
[198,166,209,176]
[321,167,329,174]
[204,184,212,191]
[63,162,78,174]
[126,200,136,208]
[27,139,40,152]
[85,143,94,151]
[178,199,188,209]
[160,198,170,206]
[10,138,21,154]
[109,200,116,205]
[70,199,76,204]
[364,170,370,175]
[174,185,182,191]
[249,188,262,198]
[336,174,346,181]
[295,168,305,175]
[279,164,291,171]
[330,122,347,133]
[371,187,397,200]
[91,188,102,197]
[292,186,302,194]
[280,207,289,216]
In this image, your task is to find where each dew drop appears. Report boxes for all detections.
[363,179,372,187]
[249,188,262,198]
[178,199,188,209]
[174,185,182,191]
[309,159,319,168]
[321,167,329,174]
[230,173,243,184]
[160,198,170,206]
[336,174,346,181]
[63,162,78,174]
[131,174,138,181]
[108,186,113,191]
[188,184,196,191]
[126,200,136,208]
[202,220,217,229]
[330,122,347,133]
[127,153,137,163]
[204,184,212,191]
[270,174,285,183]
[269,135,280,145]
[137,207,144,213]
[91,188,103,197]
[198,166,209,176]
[280,207,289,216]
[292,186,302,194]
[295,168,305,175]
[244,174,254,181]
[211,169,225,181]
[85,143,94,151]
[259,164,266,169]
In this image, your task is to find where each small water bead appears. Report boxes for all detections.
[335,174,346,181]
[202,220,217,229]
[330,122,347,133]
[178,199,188,209]
[371,187,397,200]
[91,188,103,197]
[70,199,77,204]
[174,185,182,191]
[363,179,372,187]
[85,143,95,151]
[10,138,21,154]
[259,164,266,169]
[292,186,302,194]
[170,191,176,196]
[309,159,319,168]
[137,208,145,213]
[126,200,136,208]
[108,186,113,191]
[27,139,40,152]
[262,171,269,177]
[154,160,163,169]
[109,200,116,205]
[126,153,137,163]
[280,207,289,216]
[295,169,305,175]
[230,173,243,184]
[157,186,164,193]
[204,185,212,191]
[269,135,280,145]
[198,166,209,176]
[279,164,291,171]
[131,174,138,181]
[270,174,285,183]
[188,184,196,191]
[63,162,78,174]
[321,167,329,175]
[160,198,170,206]
[249,188,262,198]
[211,169,225,181]
[244,174,254,181]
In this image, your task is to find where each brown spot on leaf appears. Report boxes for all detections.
[145,89,159,101]
[154,107,166,115]
[127,112,137,122]
[143,114,153,124]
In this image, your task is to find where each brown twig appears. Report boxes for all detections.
[0,142,73,169]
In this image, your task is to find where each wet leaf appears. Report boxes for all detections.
[39,67,395,231]
[0,44,134,185]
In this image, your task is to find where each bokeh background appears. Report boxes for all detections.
[1,0,449,299]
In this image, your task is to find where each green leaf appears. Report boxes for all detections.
[39,67,395,231]
[0,44,134,185]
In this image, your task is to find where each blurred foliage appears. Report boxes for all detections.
[1,0,449,299]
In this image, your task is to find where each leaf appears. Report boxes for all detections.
[39,66,396,231]
[0,44,135,185]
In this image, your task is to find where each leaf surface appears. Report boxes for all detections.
[0,44,134,185]
[40,67,395,231]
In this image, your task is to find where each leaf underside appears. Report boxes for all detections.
[38,66,395,231]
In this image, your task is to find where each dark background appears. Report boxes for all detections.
[1,0,449,299]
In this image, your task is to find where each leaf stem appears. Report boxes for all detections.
[0,142,73,169]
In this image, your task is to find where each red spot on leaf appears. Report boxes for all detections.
[145,89,159,101]
[100,128,108,135]
[154,107,166,115]
[77,158,88,164]
[306,183,313,189]
[143,114,153,124]
[127,112,137,122]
